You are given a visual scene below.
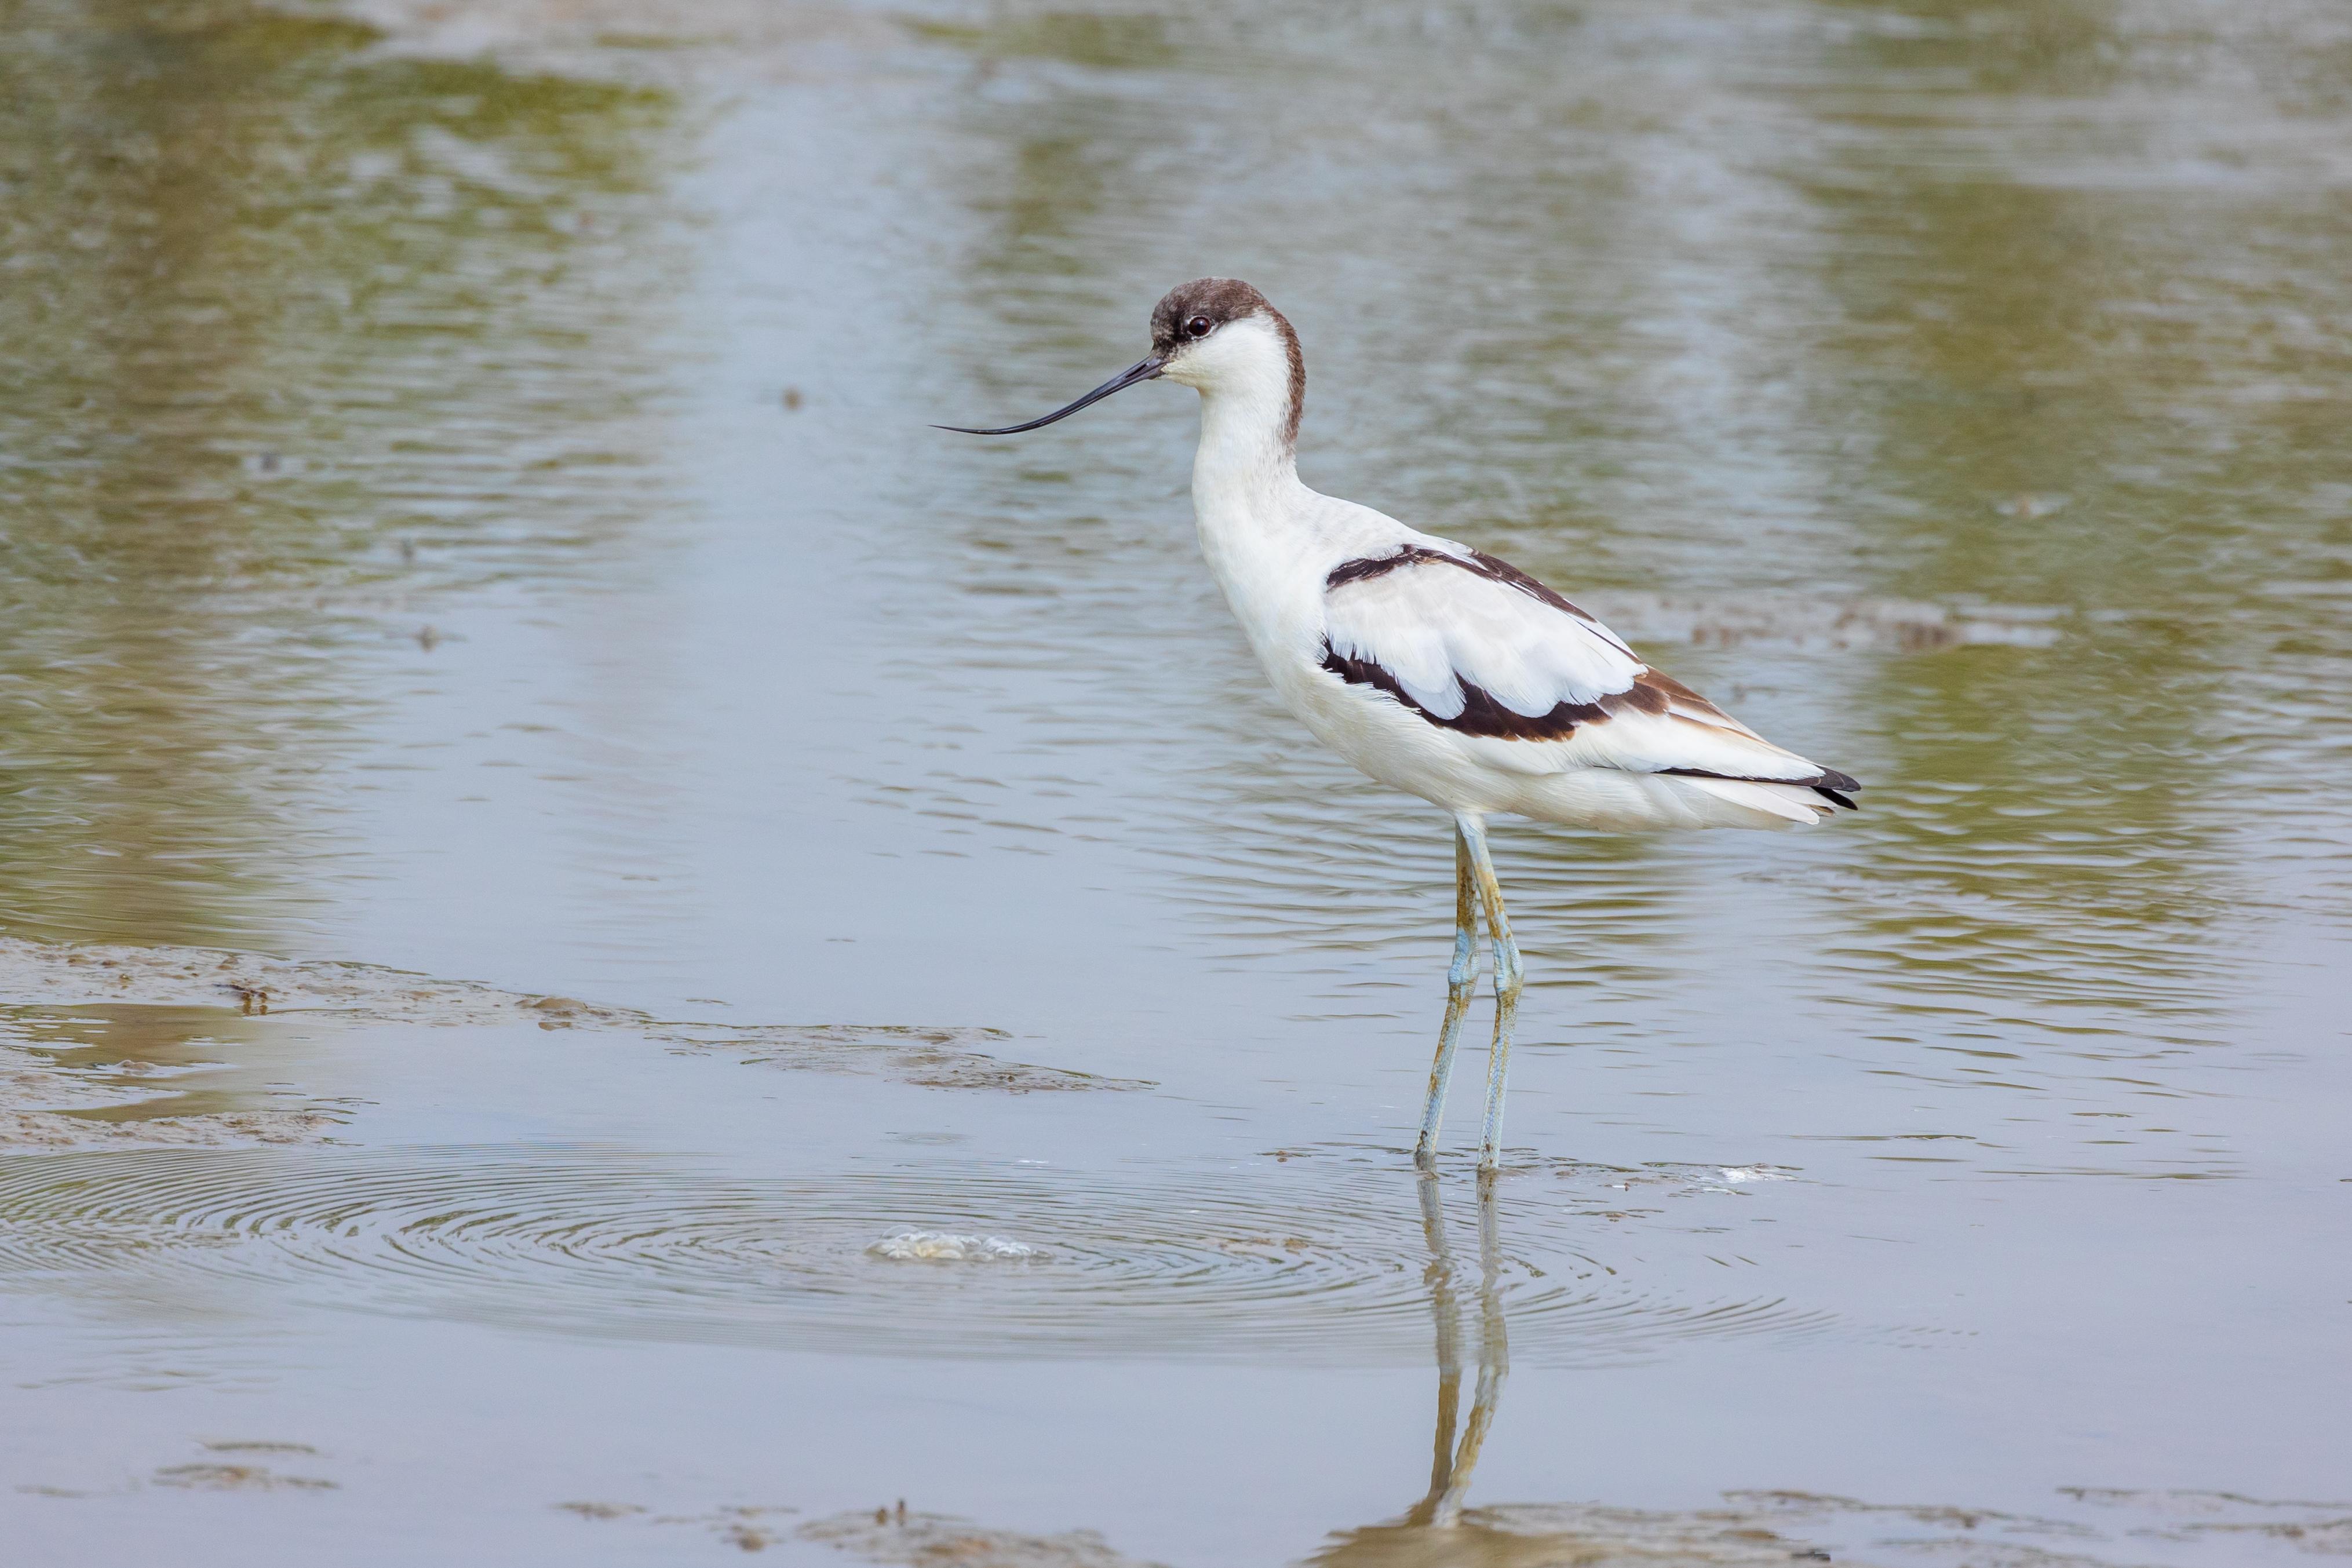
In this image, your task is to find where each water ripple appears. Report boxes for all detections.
[0,1147,1837,1366]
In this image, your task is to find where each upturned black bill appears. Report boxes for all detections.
[936,354,1167,435]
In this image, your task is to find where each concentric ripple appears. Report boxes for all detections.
[0,1147,1837,1365]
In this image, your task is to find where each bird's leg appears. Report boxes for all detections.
[1414,822,1482,1169]
[1457,815,1522,1173]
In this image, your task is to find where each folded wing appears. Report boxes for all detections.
[1318,544,1857,805]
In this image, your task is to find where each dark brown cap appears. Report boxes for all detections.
[1149,278,1306,447]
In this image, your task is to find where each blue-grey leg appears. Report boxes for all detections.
[1456,815,1523,1172]
[1413,822,1482,1169]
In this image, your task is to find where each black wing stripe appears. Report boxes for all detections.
[1462,548,1609,626]
[1323,547,1609,629]
[1319,642,1603,740]
[1319,639,1689,742]
[1322,546,1458,589]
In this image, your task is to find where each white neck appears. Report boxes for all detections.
[1158,312,1324,660]
[1173,327,1324,659]
[1191,375,1305,520]
[1164,313,1309,526]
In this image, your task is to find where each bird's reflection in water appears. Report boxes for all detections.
[1307,1179,1829,1568]
[1407,1173,1507,1531]
[1309,1172,1516,1566]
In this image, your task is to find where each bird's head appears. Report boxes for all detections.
[940,276,1304,446]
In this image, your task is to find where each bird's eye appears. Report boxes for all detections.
[1186,315,1213,338]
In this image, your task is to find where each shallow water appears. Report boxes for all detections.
[2,1,2348,1563]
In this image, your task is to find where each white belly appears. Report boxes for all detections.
[1273,656,1520,809]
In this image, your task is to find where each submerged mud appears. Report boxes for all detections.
[801,1508,1170,1568]
[0,1105,343,1153]
[560,1486,2352,1568]
[0,935,1146,1150]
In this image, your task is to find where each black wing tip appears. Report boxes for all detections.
[1808,766,1861,810]
[1656,765,1862,809]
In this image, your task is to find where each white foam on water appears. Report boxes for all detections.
[1698,1168,1799,1194]
[866,1230,1040,1263]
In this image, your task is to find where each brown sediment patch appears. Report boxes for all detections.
[0,935,651,1024]
[801,1508,1166,1568]
[597,1503,798,1551]
[2160,1518,2352,1554]
[533,1483,2327,1567]
[1577,592,2066,653]
[657,1022,1146,1094]
[709,1505,800,1552]
[0,1022,349,1151]
[1313,1486,2306,1566]
[0,936,1148,1131]
[1728,1490,2098,1537]
[1713,1490,2206,1567]
[0,1108,342,1153]
[152,1463,336,1492]
[2056,1487,2352,1555]
[586,1498,1847,1567]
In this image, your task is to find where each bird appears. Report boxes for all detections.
[943,278,1857,1172]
